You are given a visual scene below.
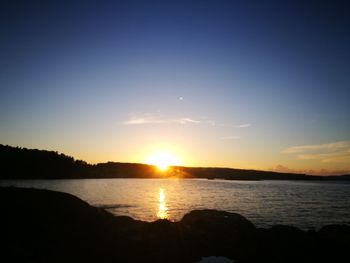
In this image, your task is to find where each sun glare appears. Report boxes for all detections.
[145,150,181,171]
[157,188,168,219]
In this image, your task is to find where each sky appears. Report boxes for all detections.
[1,0,350,175]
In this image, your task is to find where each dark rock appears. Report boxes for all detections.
[318,224,350,262]
[318,224,350,245]
[1,186,116,262]
[255,225,317,263]
[0,187,194,263]
[1,186,350,263]
[180,209,256,260]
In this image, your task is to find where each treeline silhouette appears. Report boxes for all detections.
[1,144,349,180]
[0,145,89,179]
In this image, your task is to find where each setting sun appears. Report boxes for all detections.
[144,150,182,171]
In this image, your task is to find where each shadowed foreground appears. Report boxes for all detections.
[1,187,349,263]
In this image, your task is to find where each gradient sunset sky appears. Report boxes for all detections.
[1,0,350,174]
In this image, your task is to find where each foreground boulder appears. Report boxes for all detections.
[0,187,192,262]
[255,225,317,262]
[1,186,116,262]
[318,224,350,262]
[1,187,350,263]
[180,209,256,260]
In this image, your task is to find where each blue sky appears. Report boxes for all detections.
[1,0,350,174]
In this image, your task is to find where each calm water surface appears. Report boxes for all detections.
[1,179,349,229]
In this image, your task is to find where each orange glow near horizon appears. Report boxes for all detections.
[144,150,182,171]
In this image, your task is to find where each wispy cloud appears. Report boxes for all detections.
[283,141,350,154]
[237,123,251,128]
[220,135,241,140]
[283,140,350,163]
[121,114,215,126]
[122,116,164,125]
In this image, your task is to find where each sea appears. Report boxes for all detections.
[1,178,349,229]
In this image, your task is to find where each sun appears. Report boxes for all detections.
[145,150,181,171]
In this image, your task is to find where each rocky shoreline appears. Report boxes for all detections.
[1,186,349,262]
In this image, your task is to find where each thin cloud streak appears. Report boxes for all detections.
[121,114,214,126]
[283,140,350,164]
[237,123,251,128]
[283,141,350,154]
[121,114,253,128]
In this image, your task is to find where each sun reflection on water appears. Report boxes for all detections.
[157,188,169,219]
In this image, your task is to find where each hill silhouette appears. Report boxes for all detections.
[0,144,349,180]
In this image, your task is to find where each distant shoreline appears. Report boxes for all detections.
[1,144,349,181]
[2,177,350,183]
